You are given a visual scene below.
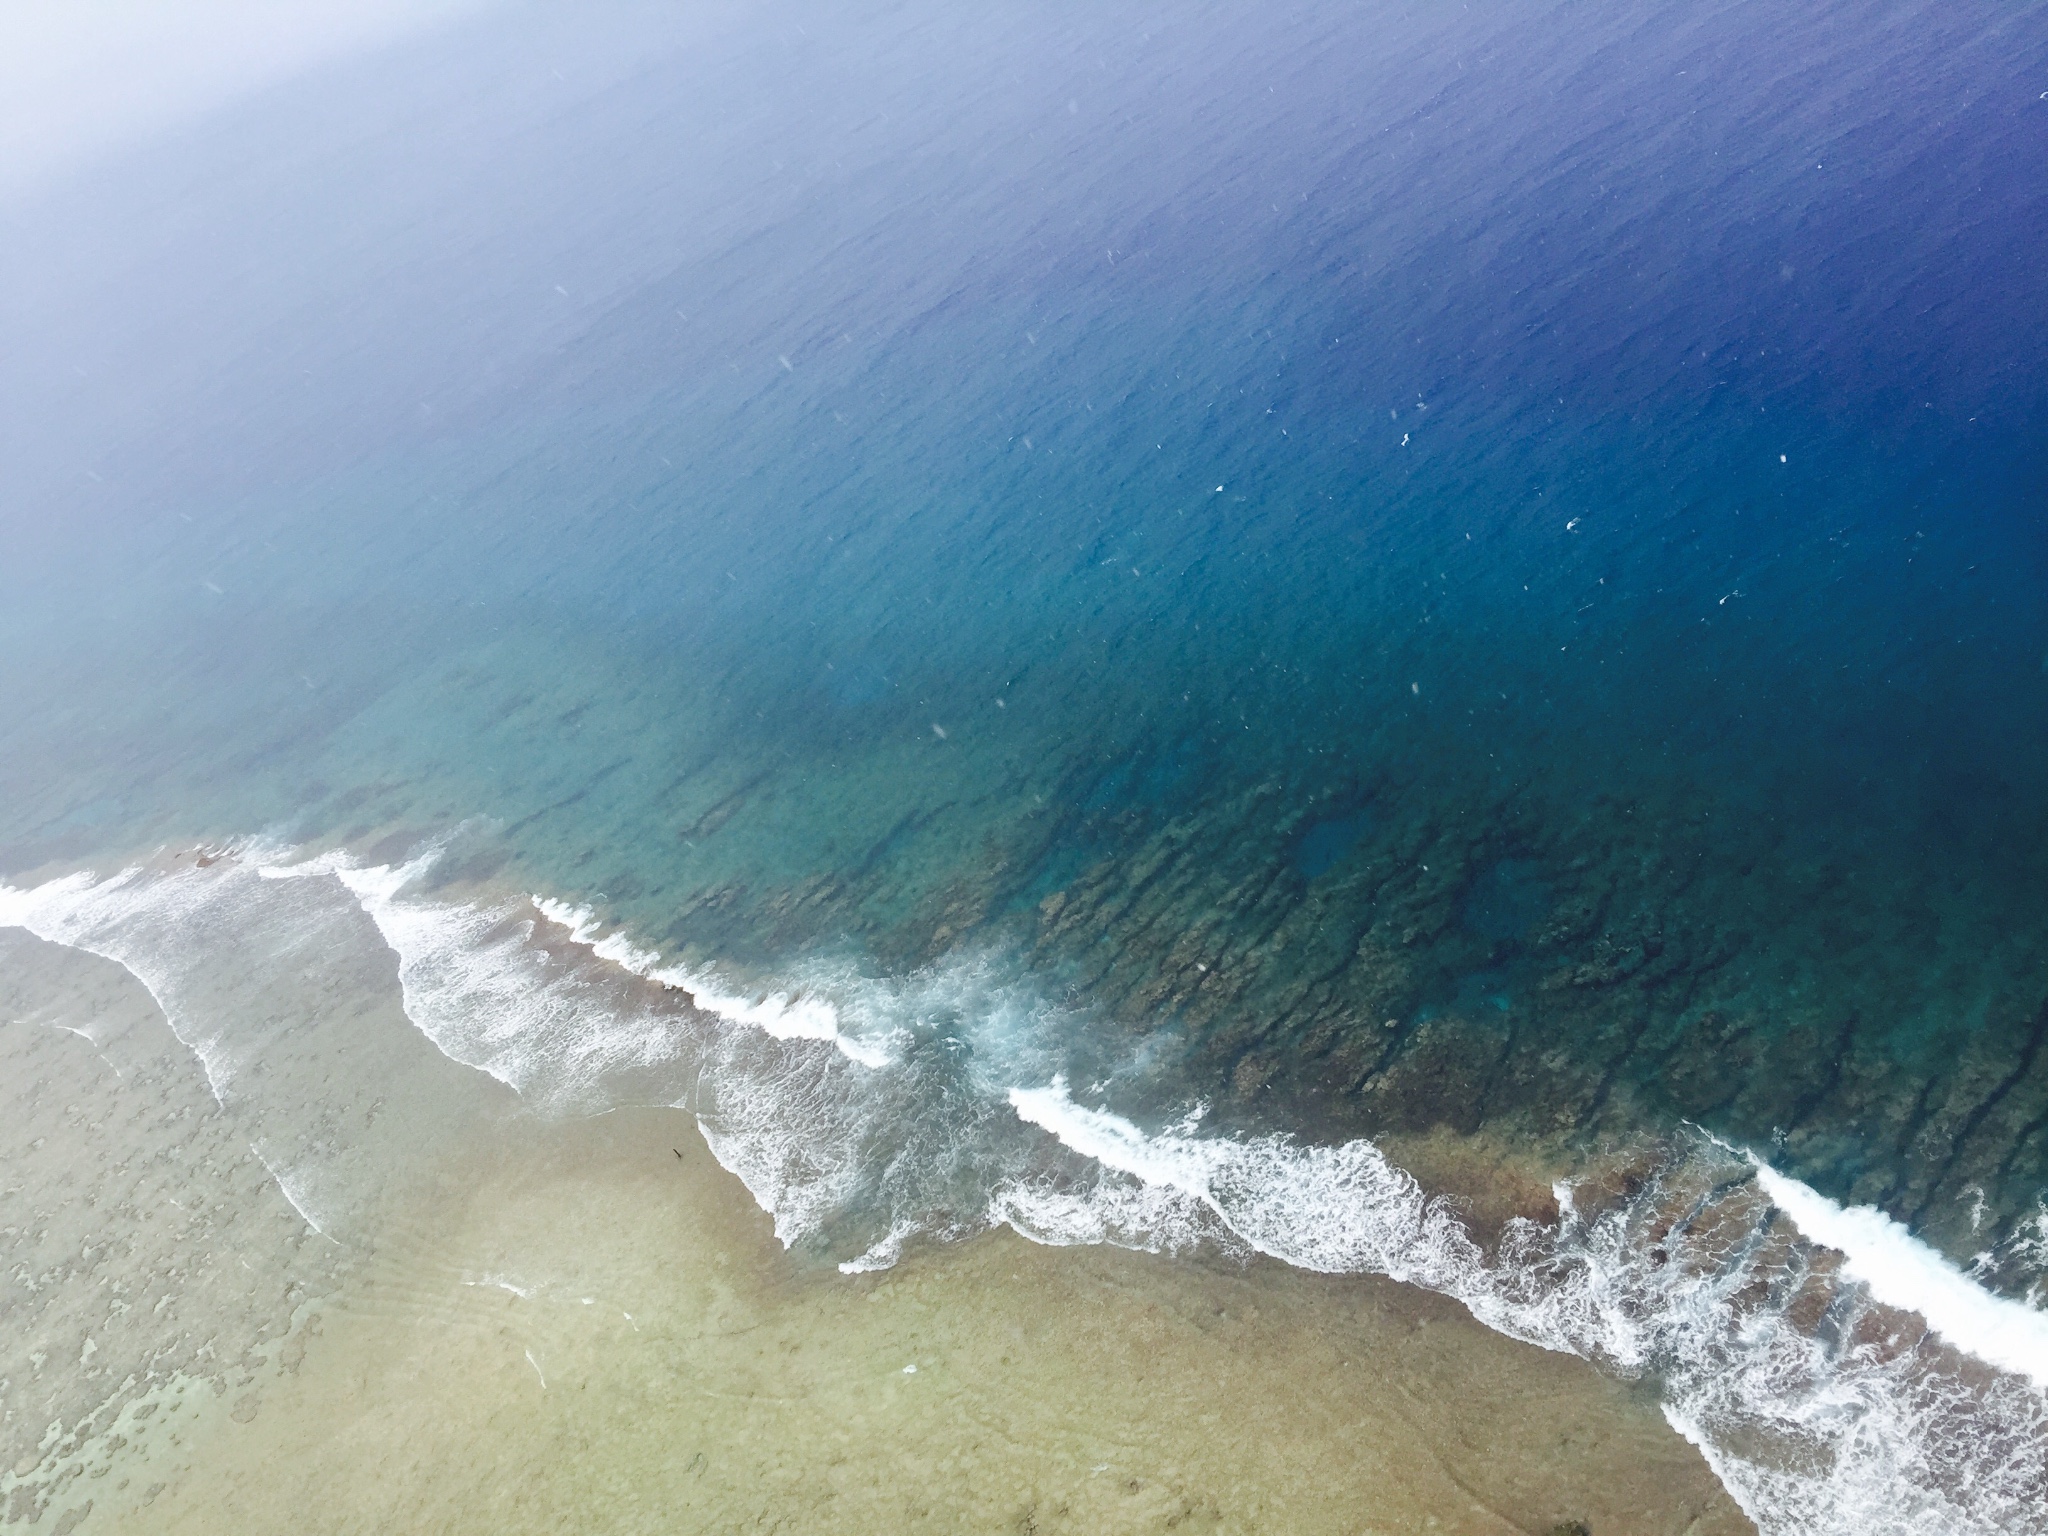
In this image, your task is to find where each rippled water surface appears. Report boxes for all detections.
[3,2,2046,1532]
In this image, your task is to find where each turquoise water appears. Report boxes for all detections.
[4,2,2048,1527]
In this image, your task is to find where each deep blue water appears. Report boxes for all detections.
[4,0,2047,1291]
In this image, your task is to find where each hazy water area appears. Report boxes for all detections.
[3,2,2047,1532]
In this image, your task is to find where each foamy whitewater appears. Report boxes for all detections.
[4,844,2045,1535]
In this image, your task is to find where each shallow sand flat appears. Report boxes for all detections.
[0,929,347,1501]
[81,1106,1750,1536]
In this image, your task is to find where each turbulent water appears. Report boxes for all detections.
[3,1,2046,1532]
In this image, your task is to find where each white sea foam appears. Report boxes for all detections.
[0,859,330,1110]
[1750,1157,2048,1391]
[251,847,1047,1251]
[0,852,503,1236]
[256,850,889,1086]
[528,893,888,1066]
[1005,1081,1484,1284]
[8,845,2047,1534]
[1002,1081,2048,1536]
[260,852,693,1110]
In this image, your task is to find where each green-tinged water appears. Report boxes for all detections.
[4,2,2047,1532]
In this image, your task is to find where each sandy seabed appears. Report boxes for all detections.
[111,1115,1748,1536]
[0,915,1749,1536]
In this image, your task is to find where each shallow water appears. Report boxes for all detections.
[3,1,2046,1531]
[7,850,2045,1533]
[4,907,1750,1536]
[49,1110,1752,1536]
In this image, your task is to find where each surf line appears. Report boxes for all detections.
[0,865,343,1244]
[1012,1076,2048,1398]
[1735,1142,2048,1392]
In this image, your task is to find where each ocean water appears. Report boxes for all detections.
[3,1,2046,1531]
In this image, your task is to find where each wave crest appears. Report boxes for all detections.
[5,842,2044,1535]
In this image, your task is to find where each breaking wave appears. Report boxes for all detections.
[4,840,2045,1535]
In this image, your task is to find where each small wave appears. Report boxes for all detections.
[7,841,2046,1534]
[527,894,874,1061]
[1005,1082,2048,1536]
[1748,1153,2048,1391]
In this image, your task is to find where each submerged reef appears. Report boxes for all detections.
[606,732,2048,1300]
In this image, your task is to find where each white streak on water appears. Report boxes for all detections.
[1003,1081,2048,1536]
[1,865,348,1242]
[464,1274,534,1299]
[41,1020,126,1080]
[1004,1080,1482,1287]
[11,849,2048,1534]
[1750,1157,2048,1391]
[529,893,890,1067]
[2,866,240,1107]
[262,1156,339,1243]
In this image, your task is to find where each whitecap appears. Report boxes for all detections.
[1750,1156,2048,1391]
[11,841,2046,1534]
